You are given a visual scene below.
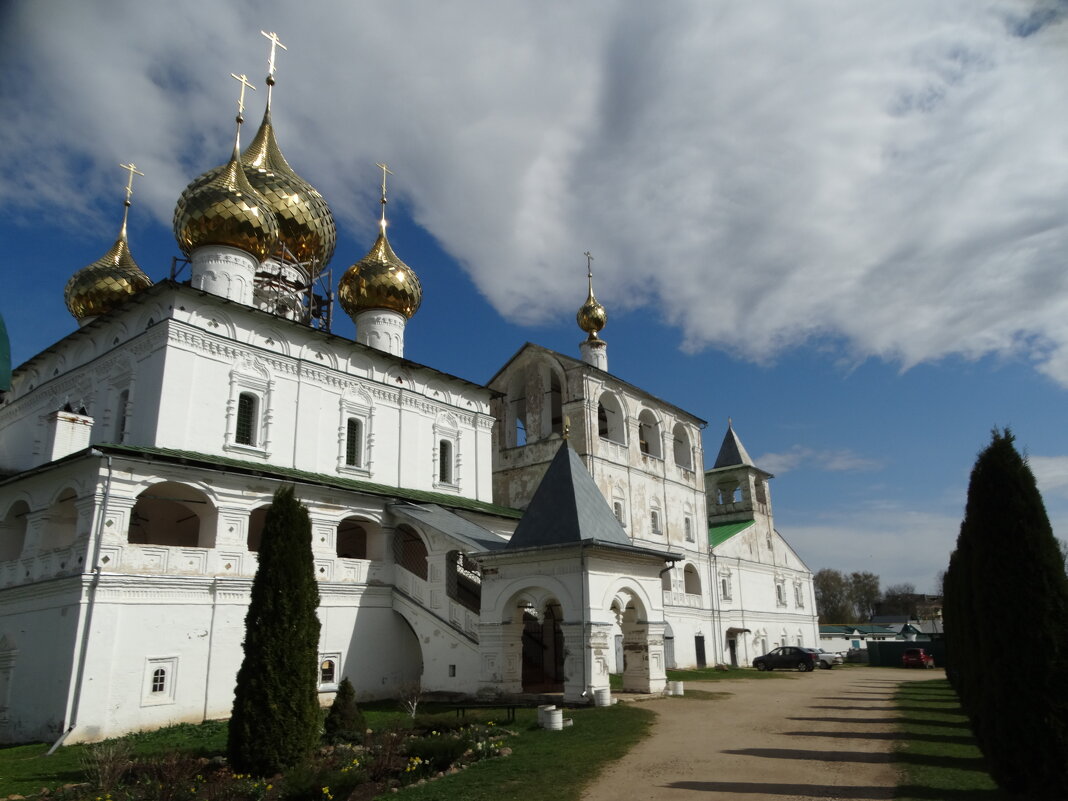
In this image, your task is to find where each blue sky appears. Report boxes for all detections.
[2,1,1067,592]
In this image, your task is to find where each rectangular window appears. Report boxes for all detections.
[235,393,257,446]
[116,389,130,443]
[439,439,454,484]
[720,577,731,600]
[650,510,661,535]
[684,517,694,542]
[345,418,363,467]
[613,501,625,526]
[775,582,786,607]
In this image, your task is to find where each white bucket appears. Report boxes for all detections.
[593,688,612,707]
[545,708,564,731]
[537,704,556,727]
[668,681,685,696]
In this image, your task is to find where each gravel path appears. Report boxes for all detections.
[582,666,944,801]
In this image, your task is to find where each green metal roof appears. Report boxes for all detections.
[97,444,523,519]
[708,519,754,548]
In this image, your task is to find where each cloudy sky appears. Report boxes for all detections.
[2,0,1066,592]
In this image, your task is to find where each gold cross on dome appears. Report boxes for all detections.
[119,162,145,204]
[584,250,594,277]
[230,73,256,115]
[376,162,393,199]
[261,30,287,77]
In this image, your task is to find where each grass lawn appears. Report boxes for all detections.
[383,703,653,801]
[894,679,1009,800]
[0,703,654,801]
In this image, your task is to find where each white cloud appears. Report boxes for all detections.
[783,505,962,592]
[3,2,1068,382]
[1027,455,1068,497]
[758,446,882,475]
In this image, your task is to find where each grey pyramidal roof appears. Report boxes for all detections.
[508,441,633,549]
[713,422,757,469]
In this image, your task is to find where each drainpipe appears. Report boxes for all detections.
[50,449,112,754]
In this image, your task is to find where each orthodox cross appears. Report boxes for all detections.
[584,250,594,278]
[230,73,256,116]
[119,162,144,205]
[376,162,393,228]
[261,30,287,78]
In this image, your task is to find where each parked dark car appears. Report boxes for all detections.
[901,647,935,668]
[753,646,818,672]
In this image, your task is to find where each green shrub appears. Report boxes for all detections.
[323,677,365,744]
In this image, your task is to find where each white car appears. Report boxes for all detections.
[805,648,844,669]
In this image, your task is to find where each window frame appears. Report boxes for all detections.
[141,656,178,706]
[225,366,273,457]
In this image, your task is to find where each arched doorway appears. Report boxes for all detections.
[522,600,564,692]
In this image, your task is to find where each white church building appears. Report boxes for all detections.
[0,43,818,745]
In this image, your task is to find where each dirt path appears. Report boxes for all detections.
[582,666,943,801]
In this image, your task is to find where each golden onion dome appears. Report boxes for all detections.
[64,222,152,322]
[577,265,607,339]
[242,105,336,271]
[173,146,279,261]
[338,228,422,320]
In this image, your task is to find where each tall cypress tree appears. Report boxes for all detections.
[944,430,1068,797]
[228,486,322,776]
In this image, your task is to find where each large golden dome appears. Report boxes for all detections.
[242,105,336,271]
[64,223,152,322]
[338,228,422,320]
[173,148,279,261]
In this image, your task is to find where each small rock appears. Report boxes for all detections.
[499,747,513,757]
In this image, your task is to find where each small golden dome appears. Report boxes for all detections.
[173,149,279,261]
[65,225,152,322]
[243,107,336,271]
[577,261,607,339]
[338,229,422,320]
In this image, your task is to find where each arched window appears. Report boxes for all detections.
[684,564,701,595]
[320,658,336,685]
[650,509,662,536]
[235,392,258,446]
[597,392,625,443]
[345,418,363,467]
[672,423,692,469]
[438,439,454,484]
[151,668,167,694]
[638,410,661,458]
[548,371,563,436]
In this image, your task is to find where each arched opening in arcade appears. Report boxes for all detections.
[128,482,217,548]
[521,599,565,693]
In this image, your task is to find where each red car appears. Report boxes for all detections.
[902,647,935,668]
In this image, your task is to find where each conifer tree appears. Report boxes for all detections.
[228,486,322,776]
[944,429,1068,797]
[323,677,365,744]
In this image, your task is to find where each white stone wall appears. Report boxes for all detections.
[0,285,496,502]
